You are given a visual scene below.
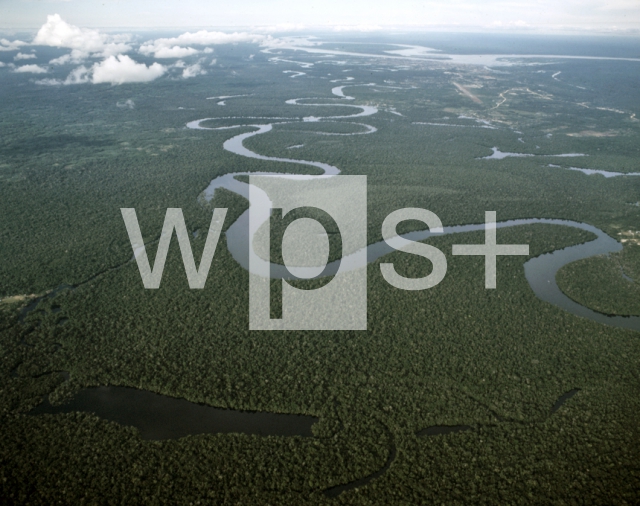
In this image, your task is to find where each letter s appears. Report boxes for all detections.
[380,208,447,291]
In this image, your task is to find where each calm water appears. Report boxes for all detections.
[31,385,318,440]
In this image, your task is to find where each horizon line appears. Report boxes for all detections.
[1,24,639,37]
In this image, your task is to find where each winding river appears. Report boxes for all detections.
[26,81,639,440]
[186,83,640,332]
[22,74,639,500]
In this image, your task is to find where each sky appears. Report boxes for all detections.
[1,0,639,33]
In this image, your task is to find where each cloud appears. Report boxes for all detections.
[263,36,320,48]
[49,49,89,65]
[14,52,36,61]
[140,30,267,58]
[181,62,206,79]
[140,45,201,58]
[14,64,48,74]
[171,59,207,78]
[0,38,28,52]
[34,65,89,86]
[92,55,166,84]
[34,78,62,86]
[34,55,165,86]
[0,62,5,68]
[65,65,90,84]
[33,14,131,56]
[156,30,267,46]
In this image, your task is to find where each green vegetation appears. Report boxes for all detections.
[3,224,640,504]
[1,35,640,503]
[557,244,640,316]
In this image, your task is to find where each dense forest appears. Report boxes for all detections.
[557,243,640,316]
[1,36,639,504]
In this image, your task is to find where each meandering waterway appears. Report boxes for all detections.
[185,84,640,332]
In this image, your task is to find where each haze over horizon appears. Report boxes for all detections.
[1,0,639,34]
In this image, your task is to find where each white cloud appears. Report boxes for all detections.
[0,38,28,52]
[140,45,201,58]
[92,55,166,84]
[0,62,5,67]
[170,59,207,78]
[34,65,89,86]
[14,64,48,74]
[65,65,90,84]
[49,49,89,65]
[181,62,206,79]
[159,30,266,46]
[140,30,267,58]
[34,78,62,86]
[14,52,36,61]
[263,36,319,48]
[33,14,131,56]
[33,55,164,86]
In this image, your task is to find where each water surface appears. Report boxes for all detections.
[31,386,318,440]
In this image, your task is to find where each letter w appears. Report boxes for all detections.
[120,208,227,289]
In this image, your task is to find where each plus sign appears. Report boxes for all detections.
[452,211,529,289]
